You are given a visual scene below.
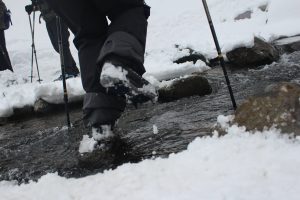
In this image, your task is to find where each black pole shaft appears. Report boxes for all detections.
[28,14,34,83]
[56,16,71,128]
[202,0,237,110]
[28,11,42,83]
[32,11,42,83]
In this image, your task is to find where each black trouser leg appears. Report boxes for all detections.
[94,0,148,75]
[44,0,149,126]
[45,0,108,93]
[44,0,126,126]
[45,19,79,75]
[0,30,13,72]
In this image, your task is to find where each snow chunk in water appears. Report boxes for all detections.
[153,125,159,134]
[217,115,235,129]
[78,135,97,154]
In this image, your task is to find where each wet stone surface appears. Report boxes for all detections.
[227,37,280,68]
[0,51,300,183]
[234,82,300,134]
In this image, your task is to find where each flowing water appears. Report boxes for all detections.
[0,51,300,182]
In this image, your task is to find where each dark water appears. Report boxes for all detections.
[0,51,300,182]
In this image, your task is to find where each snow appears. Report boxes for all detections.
[153,124,159,134]
[92,125,114,141]
[1,0,300,198]
[79,125,114,153]
[100,62,129,87]
[78,135,97,154]
[217,115,235,129]
[2,0,300,118]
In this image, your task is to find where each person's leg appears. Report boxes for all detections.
[0,30,13,72]
[94,0,148,75]
[44,0,126,127]
[45,0,106,92]
[92,0,156,104]
[45,19,79,75]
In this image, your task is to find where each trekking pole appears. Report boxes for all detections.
[28,10,42,83]
[201,0,237,110]
[28,14,34,82]
[56,16,71,129]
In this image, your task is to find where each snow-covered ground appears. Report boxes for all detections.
[1,0,300,117]
[1,0,300,199]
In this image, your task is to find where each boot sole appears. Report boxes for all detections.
[100,65,157,105]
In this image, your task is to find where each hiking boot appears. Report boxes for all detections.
[92,124,114,141]
[78,124,123,169]
[91,124,119,151]
[100,62,157,105]
[79,124,115,153]
[54,73,79,81]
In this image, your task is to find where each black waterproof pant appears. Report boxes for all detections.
[44,0,148,126]
[45,19,79,75]
[0,30,13,72]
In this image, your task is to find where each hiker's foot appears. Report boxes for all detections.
[54,73,79,81]
[100,62,157,105]
[91,124,118,151]
[78,124,122,169]
[92,124,114,141]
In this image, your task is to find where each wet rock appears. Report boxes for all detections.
[13,106,34,117]
[258,4,268,12]
[209,57,221,67]
[234,10,252,21]
[174,47,209,66]
[227,37,279,68]
[158,75,212,102]
[274,35,300,54]
[234,82,300,135]
[34,99,54,113]
[0,117,8,125]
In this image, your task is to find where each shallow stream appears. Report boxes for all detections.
[1,51,299,182]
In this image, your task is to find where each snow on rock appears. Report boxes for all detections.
[0,78,84,117]
[226,37,280,68]
[34,78,84,104]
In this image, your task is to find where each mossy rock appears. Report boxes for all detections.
[234,82,300,135]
